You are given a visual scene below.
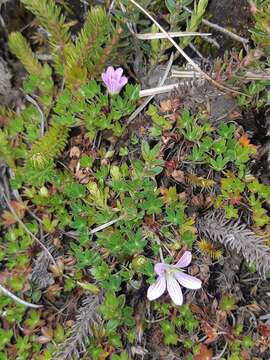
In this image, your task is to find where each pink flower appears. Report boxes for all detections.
[101,66,128,95]
[147,251,201,306]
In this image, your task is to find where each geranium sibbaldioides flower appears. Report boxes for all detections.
[147,251,201,306]
[101,66,128,95]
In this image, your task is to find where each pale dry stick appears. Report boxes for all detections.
[25,94,45,136]
[171,70,201,77]
[108,0,117,14]
[139,83,179,97]
[128,0,249,97]
[238,71,270,81]
[120,3,211,40]
[189,42,204,59]
[0,283,42,308]
[89,216,123,235]
[1,190,56,265]
[135,31,211,40]
[65,216,123,238]
[182,5,249,46]
[127,52,174,123]
[200,34,220,49]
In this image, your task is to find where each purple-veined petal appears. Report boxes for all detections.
[147,275,166,301]
[102,66,128,95]
[119,76,128,87]
[114,67,123,81]
[101,72,109,85]
[154,263,166,276]
[110,82,118,94]
[175,271,202,289]
[106,66,114,78]
[167,274,183,306]
[175,251,192,268]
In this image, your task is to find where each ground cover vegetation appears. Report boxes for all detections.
[0,0,270,359]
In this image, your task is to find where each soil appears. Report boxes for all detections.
[207,0,253,56]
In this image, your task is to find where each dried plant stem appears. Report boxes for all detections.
[128,52,174,122]
[65,216,123,238]
[189,42,204,59]
[1,190,56,265]
[135,31,211,40]
[25,94,46,136]
[182,5,249,45]
[89,217,123,234]
[171,70,201,77]
[0,284,42,308]
[139,83,179,97]
[128,0,249,97]
[200,34,220,48]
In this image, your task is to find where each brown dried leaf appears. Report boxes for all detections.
[258,322,270,338]
[171,169,185,183]
[201,320,218,344]
[246,303,261,314]
[189,303,205,316]
[1,210,17,225]
[37,335,52,344]
[49,259,64,277]
[70,146,81,158]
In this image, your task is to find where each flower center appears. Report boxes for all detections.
[165,266,177,276]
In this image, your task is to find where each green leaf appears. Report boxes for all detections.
[80,154,94,168]
[141,194,164,215]
[80,80,100,98]
[77,282,100,294]
[64,182,86,198]
[181,230,196,248]
[0,329,13,351]
[218,123,236,139]
[124,84,140,101]
[166,0,176,13]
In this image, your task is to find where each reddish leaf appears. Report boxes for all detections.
[257,322,270,338]
[193,344,213,360]
[238,134,257,149]
[201,320,218,344]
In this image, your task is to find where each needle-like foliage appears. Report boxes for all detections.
[20,0,72,74]
[54,295,102,360]
[65,7,114,87]
[8,32,44,76]
[25,123,69,171]
[197,212,270,278]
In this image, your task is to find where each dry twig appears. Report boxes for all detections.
[1,189,56,265]
[0,283,42,308]
[128,0,249,97]
[182,5,249,46]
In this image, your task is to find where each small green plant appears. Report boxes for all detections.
[1,0,270,359]
[219,295,237,312]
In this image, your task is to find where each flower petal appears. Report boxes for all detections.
[167,275,183,306]
[119,76,128,87]
[154,263,166,276]
[101,72,109,85]
[175,251,192,268]
[147,275,166,301]
[106,66,114,77]
[175,272,202,289]
[114,67,123,81]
